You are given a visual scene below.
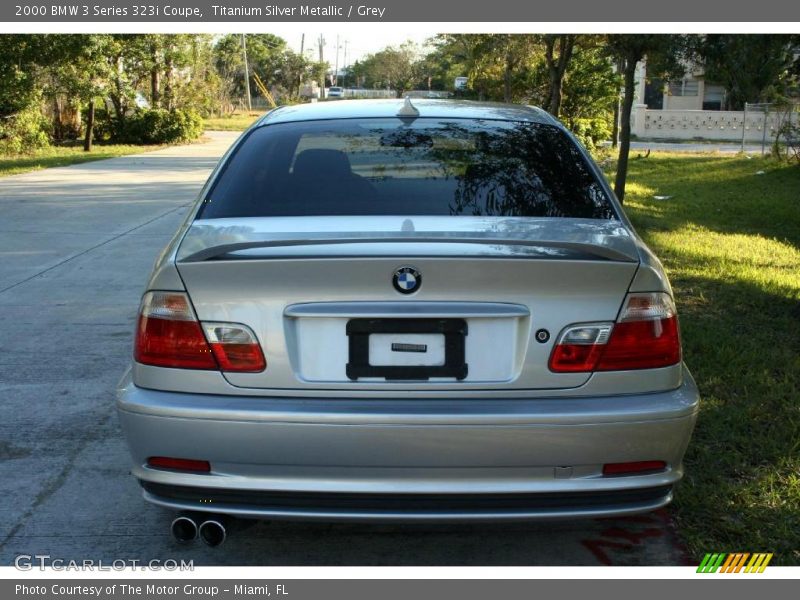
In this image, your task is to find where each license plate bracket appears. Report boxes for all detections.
[346,319,468,381]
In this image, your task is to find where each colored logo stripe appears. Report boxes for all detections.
[745,553,773,573]
[721,553,749,573]
[697,553,773,573]
[697,553,726,573]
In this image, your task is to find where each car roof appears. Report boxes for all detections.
[256,99,559,127]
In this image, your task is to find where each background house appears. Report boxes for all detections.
[637,61,728,111]
[630,60,797,142]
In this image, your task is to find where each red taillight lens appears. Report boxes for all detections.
[596,316,681,370]
[202,323,266,373]
[548,323,612,372]
[147,456,211,473]
[134,293,266,372]
[134,292,217,370]
[549,292,681,372]
[549,344,603,372]
[602,460,667,476]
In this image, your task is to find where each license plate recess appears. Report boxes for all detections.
[346,318,468,381]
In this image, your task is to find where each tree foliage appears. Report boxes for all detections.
[423,34,533,101]
[213,34,325,105]
[693,35,798,109]
[348,42,420,96]
[0,33,320,152]
[1,33,796,165]
[421,34,618,148]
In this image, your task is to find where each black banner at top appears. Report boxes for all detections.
[3,0,800,22]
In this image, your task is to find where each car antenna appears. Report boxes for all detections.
[397,96,420,123]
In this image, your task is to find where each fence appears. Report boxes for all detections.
[338,88,397,99]
[631,103,799,150]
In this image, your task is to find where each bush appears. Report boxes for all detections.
[0,103,51,155]
[119,108,204,144]
[93,108,204,145]
[86,106,116,143]
[775,121,800,163]
[569,117,612,151]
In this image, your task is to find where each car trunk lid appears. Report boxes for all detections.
[175,216,640,391]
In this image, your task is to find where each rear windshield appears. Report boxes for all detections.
[199,118,615,219]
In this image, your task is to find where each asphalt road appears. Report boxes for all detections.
[0,131,688,567]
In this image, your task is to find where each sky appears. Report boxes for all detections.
[279,28,440,66]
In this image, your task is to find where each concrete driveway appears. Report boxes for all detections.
[0,131,688,567]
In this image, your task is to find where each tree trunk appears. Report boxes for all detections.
[163,55,174,110]
[504,51,513,103]
[150,67,160,108]
[544,38,557,114]
[52,97,62,142]
[109,54,127,136]
[547,75,562,117]
[611,96,620,149]
[611,59,623,148]
[614,56,638,203]
[544,35,575,117]
[150,41,161,108]
[109,93,123,122]
[83,100,95,152]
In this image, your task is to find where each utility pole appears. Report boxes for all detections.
[300,33,305,55]
[334,34,340,86]
[343,40,348,89]
[241,34,252,111]
[317,34,325,99]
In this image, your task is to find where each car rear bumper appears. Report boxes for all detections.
[139,481,675,522]
[116,366,699,521]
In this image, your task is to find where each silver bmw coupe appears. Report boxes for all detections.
[117,99,699,545]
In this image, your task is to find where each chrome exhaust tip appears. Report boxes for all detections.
[198,518,227,547]
[170,514,198,543]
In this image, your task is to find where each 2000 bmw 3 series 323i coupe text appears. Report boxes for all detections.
[117,99,699,542]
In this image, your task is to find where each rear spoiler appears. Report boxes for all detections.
[177,235,637,263]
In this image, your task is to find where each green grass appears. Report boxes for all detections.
[612,152,800,565]
[202,111,263,131]
[0,142,164,177]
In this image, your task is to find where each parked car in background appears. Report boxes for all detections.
[117,99,699,547]
[327,86,344,98]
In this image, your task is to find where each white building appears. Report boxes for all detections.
[635,61,727,112]
[630,61,796,142]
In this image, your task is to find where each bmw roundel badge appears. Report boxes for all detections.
[392,267,421,294]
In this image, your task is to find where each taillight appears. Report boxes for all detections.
[549,292,681,372]
[202,323,266,372]
[134,292,266,372]
[548,323,613,372]
[597,292,681,370]
[147,456,211,473]
[134,292,217,370]
[602,460,667,476]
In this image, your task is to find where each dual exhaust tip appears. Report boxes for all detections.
[171,513,227,547]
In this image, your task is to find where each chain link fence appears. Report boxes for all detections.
[742,102,800,157]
